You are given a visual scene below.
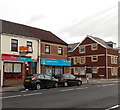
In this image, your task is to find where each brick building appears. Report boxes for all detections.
[68,35,119,79]
[0,20,70,86]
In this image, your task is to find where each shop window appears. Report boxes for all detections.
[92,67,97,73]
[58,47,63,55]
[74,67,79,75]
[111,56,117,64]
[46,66,52,76]
[80,46,85,53]
[91,56,98,62]
[27,41,33,53]
[45,45,50,54]
[91,44,97,50]
[4,62,22,78]
[11,39,18,52]
[55,67,63,75]
[80,57,86,64]
[111,67,118,76]
[80,67,85,75]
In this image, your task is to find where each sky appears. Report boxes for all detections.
[0,0,119,47]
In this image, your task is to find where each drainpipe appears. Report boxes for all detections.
[37,39,41,74]
[0,34,3,86]
[106,48,108,79]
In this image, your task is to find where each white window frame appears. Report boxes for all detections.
[79,46,85,53]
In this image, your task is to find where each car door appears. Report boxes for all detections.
[37,74,46,87]
[44,75,52,87]
[69,74,77,85]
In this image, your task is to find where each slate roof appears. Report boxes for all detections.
[88,36,116,49]
[68,42,80,52]
[0,19,67,45]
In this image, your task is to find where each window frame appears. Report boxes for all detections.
[58,47,63,55]
[79,46,85,53]
[27,41,33,53]
[80,57,86,64]
[92,67,98,73]
[91,44,98,50]
[45,44,50,54]
[91,56,98,62]
[80,67,86,75]
[111,67,118,76]
[11,39,18,52]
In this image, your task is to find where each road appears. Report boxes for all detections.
[1,82,120,109]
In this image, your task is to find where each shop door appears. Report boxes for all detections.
[71,68,74,75]
[25,62,32,75]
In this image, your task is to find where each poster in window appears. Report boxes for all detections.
[14,63,21,73]
[4,63,12,73]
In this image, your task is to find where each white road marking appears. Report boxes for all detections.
[105,105,120,110]
[23,92,42,96]
[98,84,115,87]
[0,93,5,94]
[1,92,42,99]
[1,95,21,99]
[60,88,75,92]
[76,87,88,90]
[21,91,27,93]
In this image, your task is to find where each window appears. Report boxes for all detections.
[74,67,79,74]
[58,47,63,55]
[11,39,18,52]
[92,67,98,73]
[91,44,97,50]
[80,57,86,64]
[27,41,33,53]
[91,56,98,62]
[74,58,78,64]
[4,62,22,78]
[111,67,118,76]
[80,67,85,75]
[111,56,117,64]
[45,45,50,54]
[80,46,85,53]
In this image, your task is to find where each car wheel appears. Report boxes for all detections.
[64,82,68,87]
[36,83,41,90]
[54,82,58,88]
[77,81,82,86]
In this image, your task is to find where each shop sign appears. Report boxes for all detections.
[19,46,28,55]
[41,58,71,66]
[2,54,18,61]
[18,56,32,62]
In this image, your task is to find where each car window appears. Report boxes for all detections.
[38,74,44,79]
[44,75,51,80]
[63,74,70,79]
[69,74,76,79]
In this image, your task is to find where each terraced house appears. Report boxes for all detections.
[0,20,70,86]
[68,35,119,79]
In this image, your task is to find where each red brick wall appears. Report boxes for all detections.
[41,41,68,60]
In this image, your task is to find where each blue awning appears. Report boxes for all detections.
[41,58,71,66]
[18,56,32,62]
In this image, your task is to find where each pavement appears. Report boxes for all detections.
[0,78,119,92]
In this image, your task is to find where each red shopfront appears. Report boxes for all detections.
[2,54,32,86]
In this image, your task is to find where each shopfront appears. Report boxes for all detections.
[41,58,71,76]
[1,54,33,86]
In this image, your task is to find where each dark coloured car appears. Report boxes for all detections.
[54,74,82,87]
[24,74,58,90]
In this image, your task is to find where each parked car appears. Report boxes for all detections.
[24,74,58,90]
[54,74,82,87]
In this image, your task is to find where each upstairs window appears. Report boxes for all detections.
[27,41,33,53]
[58,47,63,55]
[91,44,97,50]
[80,46,85,53]
[111,56,117,64]
[45,45,50,54]
[11,39,18,52]
[74,57,78,64]
[80,57,85,64]
[91,56,98,62]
